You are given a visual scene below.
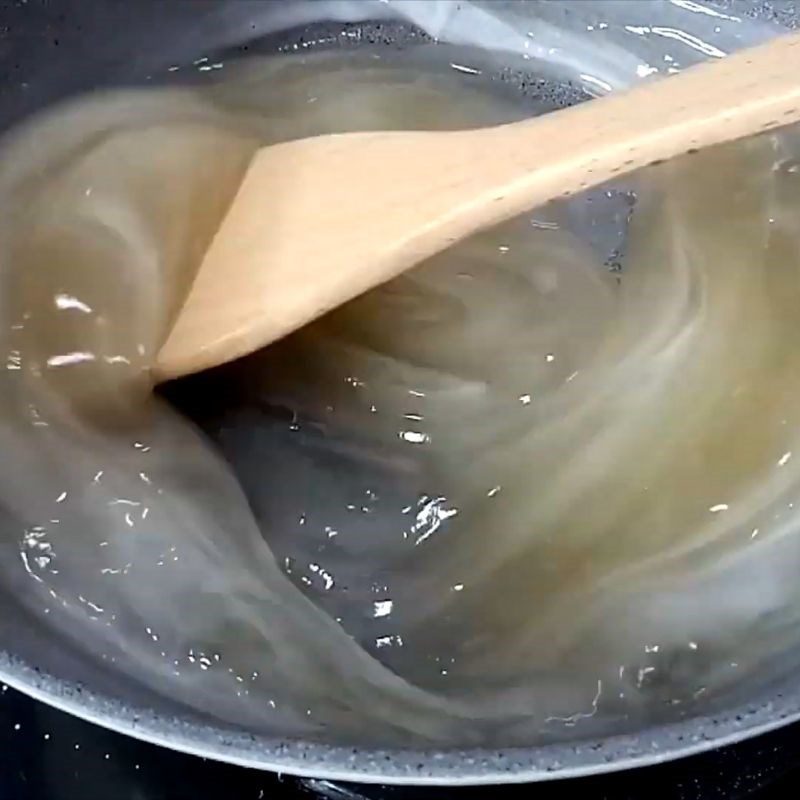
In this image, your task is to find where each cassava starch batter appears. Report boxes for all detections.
[2,11,800,749]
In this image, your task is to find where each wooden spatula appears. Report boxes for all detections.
[154,31,800,382]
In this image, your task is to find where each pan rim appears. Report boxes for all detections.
[2,651,798,786]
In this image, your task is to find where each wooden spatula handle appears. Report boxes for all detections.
[155,31,800,382]
[472,30,800,213]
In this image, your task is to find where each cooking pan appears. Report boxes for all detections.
[0,0,799,786]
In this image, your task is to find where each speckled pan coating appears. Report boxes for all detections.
[2,652,800,785]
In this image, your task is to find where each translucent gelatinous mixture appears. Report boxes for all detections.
[2,34,800,748]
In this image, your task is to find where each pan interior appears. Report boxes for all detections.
[2,0,800,783]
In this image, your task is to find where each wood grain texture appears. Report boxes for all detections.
[155,31,800,382]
